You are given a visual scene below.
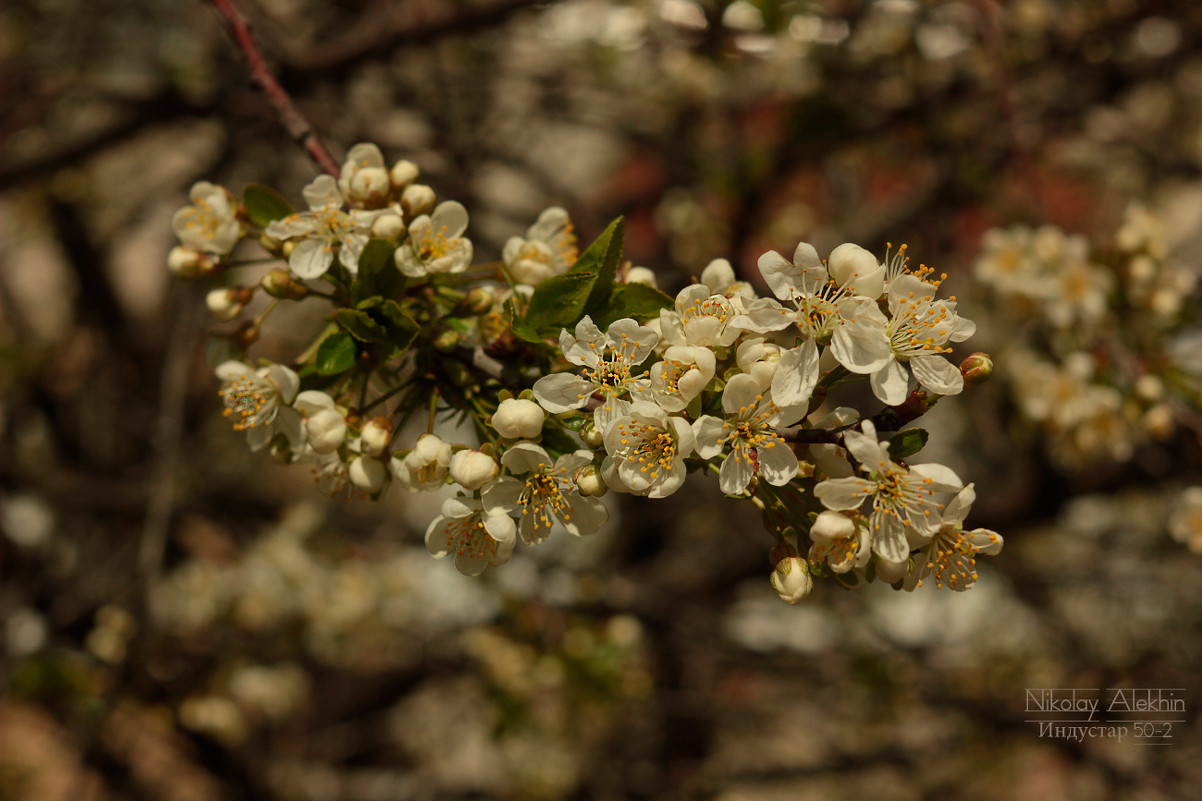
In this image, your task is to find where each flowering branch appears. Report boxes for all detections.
[206,0,340,177]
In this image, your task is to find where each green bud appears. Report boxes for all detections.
[260,267,309,300]
[959,352,994,386]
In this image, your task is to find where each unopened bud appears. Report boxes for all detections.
[433,328,462,351]
[360,417,393,457]
[625,266,657,287]
[347,167,390,207]
[260,267,309,300]
[959,352,993,386]
[450,449,498,490]
[306,408,347,454]
[349,456,387,492]
[492,397,545,439]
[576,465,608,497]
[168,245,215,278]
[770,556,812,604]
[371,212,406,241]
[259,233,285,255]
[206,287,253,322]
[401,184,436,218]
[458,286,496,316]
[580,422,605,448]
[810,510,855,543]
[390,160,420,190]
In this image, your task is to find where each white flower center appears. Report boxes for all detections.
[220,374,278,431]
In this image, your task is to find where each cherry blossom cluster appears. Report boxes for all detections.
[169,142,1003,603]
[974,204,1202,468]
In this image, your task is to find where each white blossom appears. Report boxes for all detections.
[391,434,452,491]
[215,360,301,452]
[601,402,695,498]
[293,391,346,455]
[482,443,608,545]
[692,374,806,495]
[907,484,1003,590]
[172,182,244,256]
[394,201,473,277]
[426,496,516,576]
[646,345,715,412]
[831,272,975,405]
[502,207,578,285]
[660,284,744,347]
[265,175,381,279]
[807,510,870,574]
[814,420,962,562]
[532,316,658,433]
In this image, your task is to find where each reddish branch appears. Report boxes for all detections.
[207,0,340,177]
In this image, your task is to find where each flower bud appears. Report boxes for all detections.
[492,398,545,439]
[810,510,855,543]
[393,434,452,490]
[360,417,393,457]
[401,184,436,219]
[458,286,497,316]
[306,408,347,454]
[168,245,214,278]
[580,422,605,448]
[576,464,608,497]
[959,352,993,386]
[260,267,309,300]
[347,167,390,207]
[390,159,420,190]
[770,556,813,604]
[349,456,387,492]
[625,266,657,287]
[370,212,406,241]
[450,449,498,490]
[206,288,249,322]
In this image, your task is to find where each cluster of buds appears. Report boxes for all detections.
[171,142,1003,601]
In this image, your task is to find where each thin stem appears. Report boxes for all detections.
[361,380,411,414]
[426,389,439,434]
[206,0,340,177]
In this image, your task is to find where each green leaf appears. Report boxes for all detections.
[335,309,391,343]
[351,239,400,305]
[589,282,673,328]
[520,217,624,336]
[315,331,356,375]
[887,428,929,460]
[243,185,294,229]
[375,300,420,354]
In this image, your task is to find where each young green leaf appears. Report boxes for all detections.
[243,185,294,229]
[887,428,929,460]
[315,331,357,375]
[520,217,624,336]
[589,282,673,328]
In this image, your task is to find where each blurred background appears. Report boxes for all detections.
[3,0,1202,798]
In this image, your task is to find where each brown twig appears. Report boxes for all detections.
[206,0,340,177]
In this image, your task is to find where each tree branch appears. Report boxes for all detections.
[206,0,340,177]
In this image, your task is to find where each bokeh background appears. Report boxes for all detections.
[3,0,1202,798]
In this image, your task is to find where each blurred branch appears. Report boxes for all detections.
[276,0,559,77]
[206,0,340,177]
[0,92,210,190]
